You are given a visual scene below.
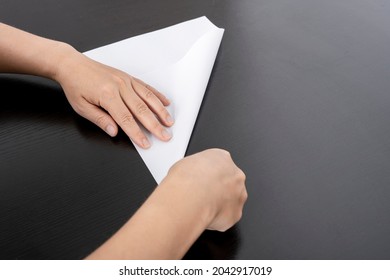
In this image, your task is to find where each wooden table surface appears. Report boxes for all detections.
[1,0,390,259]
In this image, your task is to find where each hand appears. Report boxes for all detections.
[54,46,174,148]
[165,148,247,232]
[86,148,247,259]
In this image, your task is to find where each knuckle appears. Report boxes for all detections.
[220,149,231,158]
[95,115,107,127]
[101,86,117,102]
[116,76,129,89]
[135,102,149,115]
[145,89,154,100]
[120,113,135,124]
[241,190,248,203]
[236,210,243,222]
[213,222,229,232]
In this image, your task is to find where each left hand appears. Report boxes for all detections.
[54,46,174,149]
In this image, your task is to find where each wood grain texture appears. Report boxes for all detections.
[1,0,390,259]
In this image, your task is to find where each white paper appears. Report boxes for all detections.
[84,16,224,184]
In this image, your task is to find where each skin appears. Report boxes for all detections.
[0,22,248,259]
[86,149,247,259]
[0,22,173,148]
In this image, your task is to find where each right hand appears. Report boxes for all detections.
[166,149,247,232]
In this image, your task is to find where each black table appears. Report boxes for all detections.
[1,0,390,259]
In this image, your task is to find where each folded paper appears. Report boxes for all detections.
[84,16,224,184]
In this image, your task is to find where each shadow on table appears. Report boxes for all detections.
[0,74,133,148]
[184,225,241,260]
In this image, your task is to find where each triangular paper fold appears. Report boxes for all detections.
[84,17,224,183]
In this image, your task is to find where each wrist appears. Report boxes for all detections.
[158,174,215,231]
[46,41,79,82]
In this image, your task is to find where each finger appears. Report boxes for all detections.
[132,77,171,106]
[241,188,248,204]
[131,78,174,127]
[76,102,118,137]
[100,94,151,149]
[120,86,172,142]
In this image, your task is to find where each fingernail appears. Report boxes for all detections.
[166,115,174,125]
[106,125,116,137]
[161,129,172,140]
[142,138,151,149]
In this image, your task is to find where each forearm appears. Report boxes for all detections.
[85,177,211,259]
[0,22,74,80]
